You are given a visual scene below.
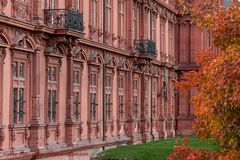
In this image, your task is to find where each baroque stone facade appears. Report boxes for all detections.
[0,0,210,159]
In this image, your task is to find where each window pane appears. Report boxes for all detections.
[74,92,80,120]
[13,88,18,123]
[13,62,18,78]
[48,67,51,81]
[52,90,56,122]
[93,74,96,86]
[77,71,80,83]
[19,62,24,78]
[93,0,97,27]
[52,67,56,81]
[19,88,24,123]
[48,90,51,122]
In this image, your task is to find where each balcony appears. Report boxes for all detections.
[135,39,156,59]
[44,9,83,32]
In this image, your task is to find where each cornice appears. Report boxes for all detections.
[155,0,177,14]
[175,64,199,71]
[0,14,35,31]
[79,38,131,57]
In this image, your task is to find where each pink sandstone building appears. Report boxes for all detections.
[0,0,211,159]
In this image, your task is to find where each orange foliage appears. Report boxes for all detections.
[176,0,240,158]
[168,137,239,160]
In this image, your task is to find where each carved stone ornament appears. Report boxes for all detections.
[104,53,112,64]
[11,130,15,141]
[45,39,65,57]
[88,50,103,65]
[12,31,25,46]
[56,125,60,137]
[78,123,83,140]
[1,48,6,61]
[0,128,5,144]
[159,7,167,19]
[151,65,158,75]
[71,46,85,62]
[0,0,7,14]
[45,125,50,138]
[12,0,31,21]
[25,126,30,139]
[118,57,129,70]
[88,51,97,61]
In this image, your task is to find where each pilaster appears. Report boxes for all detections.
[125,68,133,142]
[28,48,45,152]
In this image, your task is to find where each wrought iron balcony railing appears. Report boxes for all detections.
[135,39,156,58]
[44,9,83,32]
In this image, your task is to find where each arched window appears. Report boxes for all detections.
[9,37,35,149]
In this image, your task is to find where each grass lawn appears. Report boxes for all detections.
[98,137,218,160]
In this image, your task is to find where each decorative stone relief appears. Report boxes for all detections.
[89,25,103,42]
[117,35,126,49]
[105,31,117,46]
[78,123,83,140]
[56,125,60,143]
[0,127,5,148]
[0,0,7,14]
[118,57,130,70]
[12,0,31,21]
[45,124,50,139]
[45,38,65,57]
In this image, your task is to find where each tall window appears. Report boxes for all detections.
[106,0,112,32]
[105,75,112,121]
[73,68,81,121]
[13,61,26,124]
[160,18,166,53]
[169,23,174,57]
[144,81,149,117]
[92,0,98,27]
[118,77,125,120]
[47,66,58,123]
[152,18,156,41]
[90,73,97,121]
[133,96,138,119]
[119,0,125,36]
[132,79,139,119]
[152,80,157,118]
[132,5,138,41]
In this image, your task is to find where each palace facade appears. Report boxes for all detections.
[0,0,210,159]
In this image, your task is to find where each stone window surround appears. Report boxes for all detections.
[45,57,60,124]
[117,72,126,120]
[89,67,99,122]
[10,50,31,125]
[73,62,82,121]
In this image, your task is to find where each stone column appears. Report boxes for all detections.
[29,48,45,152]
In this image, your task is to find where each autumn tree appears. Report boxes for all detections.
[176,0,240,158]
